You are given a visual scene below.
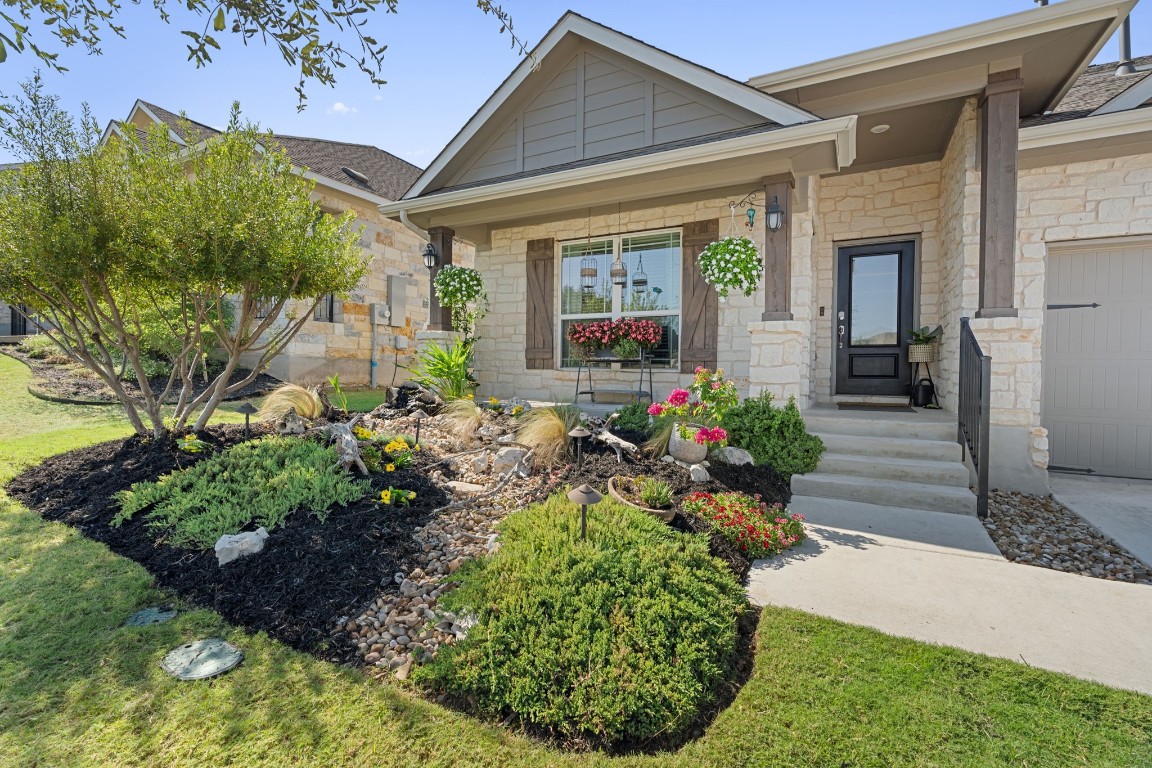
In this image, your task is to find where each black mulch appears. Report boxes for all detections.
[5,424,449,661]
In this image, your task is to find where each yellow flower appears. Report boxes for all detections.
[466,393,474,400]
[489,396,499,405]
[408,492,416,499]
[385,463,396,472]
[414,444,422,451]
[378,490,391,504]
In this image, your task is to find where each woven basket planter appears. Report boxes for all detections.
[908,343,938,364]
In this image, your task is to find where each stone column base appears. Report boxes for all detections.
[748,320,810,410]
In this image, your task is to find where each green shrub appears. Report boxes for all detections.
[639,477,673,509]
[719,394,824,480]
[113,436,371,548]
[416,492,745,746]
[406,340,475,401]
[17,334,58,360]
[611,401,651,435]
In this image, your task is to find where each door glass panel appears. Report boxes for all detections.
[850,253,900,346]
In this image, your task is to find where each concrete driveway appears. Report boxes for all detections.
[1051,474,1152,568]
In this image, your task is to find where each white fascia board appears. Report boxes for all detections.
[384,116,856,219]
[749,0,1136,94]
[1093,74,1152,116]
[99,121,125,146]
[129,100,188,146]
[1019,107,1152,150]
[403,12,817,201]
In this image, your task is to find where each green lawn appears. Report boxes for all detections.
[1,352,1150,767]
[340,387,391,413]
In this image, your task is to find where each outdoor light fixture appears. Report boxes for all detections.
[568,425,591,472]
[410,407,430,447]
[235,401,259,439]
[567,483,602,541]
[631,253,648,291]
[610,255,628,287]
[579,253,598,291]
[422,243,439,271]
[765,195,785,233]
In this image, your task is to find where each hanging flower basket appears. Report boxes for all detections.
[696,236,763,301]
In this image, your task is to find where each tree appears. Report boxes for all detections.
[0,1,529,109]
[0,76,368,436]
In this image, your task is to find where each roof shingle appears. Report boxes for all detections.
[1021,56,1152,128]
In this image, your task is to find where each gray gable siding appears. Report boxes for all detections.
[448,42,766,187]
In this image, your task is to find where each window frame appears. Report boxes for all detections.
[556,226,683,369]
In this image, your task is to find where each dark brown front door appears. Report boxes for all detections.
[835,241,916,396]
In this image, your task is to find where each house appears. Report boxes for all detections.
[98,100,462,386]
[382,0,1152,505]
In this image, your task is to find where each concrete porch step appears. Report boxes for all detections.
[804,413,956,441]
[791,472,978,515]
[814,432,963,462]
[816,453,970,487]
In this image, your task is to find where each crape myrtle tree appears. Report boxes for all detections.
[0,77,368,436]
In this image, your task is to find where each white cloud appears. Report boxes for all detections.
[326,101,357,115]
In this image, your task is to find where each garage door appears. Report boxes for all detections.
[1044,244,1152,479]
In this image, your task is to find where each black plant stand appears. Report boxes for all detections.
[575,351,654,404]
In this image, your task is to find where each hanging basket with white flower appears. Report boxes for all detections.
[696,235,763,302]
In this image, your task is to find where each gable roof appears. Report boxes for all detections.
[125,100,422,201]
[402,11,818,201]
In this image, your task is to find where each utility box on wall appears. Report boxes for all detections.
[386,275,412,328]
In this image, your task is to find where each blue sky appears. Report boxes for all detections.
[2,0,1150,165]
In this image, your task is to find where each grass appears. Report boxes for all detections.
[341,388,391,413]
[1,352,1151,766]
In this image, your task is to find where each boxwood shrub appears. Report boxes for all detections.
[720,393,824,480]
[416,492,745,747]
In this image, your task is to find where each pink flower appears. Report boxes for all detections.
[695,366,705,374]
[647,403,665,416]
[667,388,690,407]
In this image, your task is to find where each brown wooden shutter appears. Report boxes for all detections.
[680,219,719,373]
[525,238,556,370]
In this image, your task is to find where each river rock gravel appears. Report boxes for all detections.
[984,491,1152,585]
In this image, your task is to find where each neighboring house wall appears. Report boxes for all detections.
[244,186,474,386]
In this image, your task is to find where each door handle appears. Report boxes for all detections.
[838,325,845,349]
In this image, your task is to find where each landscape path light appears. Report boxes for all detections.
[410,407,430,447]
[568,425,591,472]
[235,401,259,439]
[567,483,602,541]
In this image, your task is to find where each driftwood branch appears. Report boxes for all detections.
[431,448,537,515]
[592,413,639,463]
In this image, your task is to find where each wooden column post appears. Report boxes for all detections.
[977,69,1022,318]
[762,174,794,321]
[427,225,454,331]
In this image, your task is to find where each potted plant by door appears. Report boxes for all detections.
[907,324,943,363]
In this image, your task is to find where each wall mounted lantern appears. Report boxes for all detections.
[765,195,785,233]
[422,243,439,271]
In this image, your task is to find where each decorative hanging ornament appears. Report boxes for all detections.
[631,252,648,291]
[580,254,598,291]
[610,256,628,287]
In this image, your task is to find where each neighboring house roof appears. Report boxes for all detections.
[125,100,422,201]
[1021,56,1152,128]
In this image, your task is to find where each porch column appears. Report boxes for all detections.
[427,225,454,331]
[761,173,795,321]
[977,68,1022,318]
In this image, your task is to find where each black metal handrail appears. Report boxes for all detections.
[958,317,991,519]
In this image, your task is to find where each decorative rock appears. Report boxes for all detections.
[468,452,489,474]
[713,447,754,466]
[447,481,486,496]
[214,527,269,566]
[660,455,676,463]
[277,409,307,435]
[689,464,710,483]
[395,658,413,680]
[492,446,530,476]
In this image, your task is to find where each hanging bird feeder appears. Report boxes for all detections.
[631,253,648,291]
[580,254,598,291]
[610,255,628,287]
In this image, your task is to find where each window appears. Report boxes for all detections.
[253,298,275,319]
[559,229,681,368]
[314,293,336,323]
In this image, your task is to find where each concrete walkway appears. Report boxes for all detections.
[1051,474,1152,568]
[747,498,1152,696]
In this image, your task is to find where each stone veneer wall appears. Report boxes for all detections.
[474,196,771,402]
[809,161,944,403]
[246,185,473,386]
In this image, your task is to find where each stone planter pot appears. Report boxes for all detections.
[607,476,675,523]
[908,343,938,364]
[668,423,708,464]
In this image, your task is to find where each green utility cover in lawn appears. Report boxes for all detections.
[124,607,177,627]
[160,638,243,680]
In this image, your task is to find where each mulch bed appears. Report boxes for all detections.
[5,424,449,659]
[3,348,280,404]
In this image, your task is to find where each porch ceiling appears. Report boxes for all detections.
[382,117,855,244]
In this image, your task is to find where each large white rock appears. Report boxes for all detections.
[214,527,269,566]
[492,446,531,476]
[713,447,755,466]
[689,464,711,482]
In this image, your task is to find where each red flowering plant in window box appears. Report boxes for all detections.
[565,317,663,360]
[681,491,806,558]
[647,366,739,447]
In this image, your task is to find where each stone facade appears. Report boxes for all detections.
[248,185,473,387]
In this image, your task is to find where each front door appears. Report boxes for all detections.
[835,241,916,396]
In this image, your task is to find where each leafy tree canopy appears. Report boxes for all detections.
[0,0,528,108]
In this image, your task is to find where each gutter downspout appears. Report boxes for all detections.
[398,209,430,241]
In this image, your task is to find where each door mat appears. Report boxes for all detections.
[837,403,916,413]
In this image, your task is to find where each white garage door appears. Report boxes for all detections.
[1044,244,1152,479]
